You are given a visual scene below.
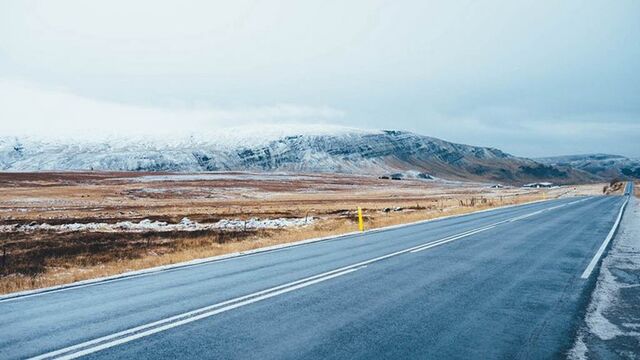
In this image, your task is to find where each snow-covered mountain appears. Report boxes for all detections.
[0,127,594,184]
[536,154,640,180]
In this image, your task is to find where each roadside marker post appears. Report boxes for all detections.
[357,207,364,232]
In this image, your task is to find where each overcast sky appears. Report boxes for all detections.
[1,0,639,157]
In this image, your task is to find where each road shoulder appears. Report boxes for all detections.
[569,195,640,359]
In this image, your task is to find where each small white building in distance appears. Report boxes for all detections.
[523,182,554,188]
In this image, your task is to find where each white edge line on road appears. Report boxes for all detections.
[0,196,581,302]
[29,198,592,360]
[580,196,630,279]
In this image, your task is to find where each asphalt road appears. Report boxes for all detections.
[0,188,631,360]
[625,180,633,195]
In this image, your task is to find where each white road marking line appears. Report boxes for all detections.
[28,265,366,360]
[507,198,591,224]
[508,210,544,222]
[30,267,365,360]
[580,197,630,279]
[28,198,588,359]
[410,225,497,253]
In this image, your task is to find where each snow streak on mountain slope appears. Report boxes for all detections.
[0,127,593,184]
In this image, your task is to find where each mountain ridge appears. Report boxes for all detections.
[536,153,640,180]
[0,128,597,184]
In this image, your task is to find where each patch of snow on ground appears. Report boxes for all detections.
[125,173,322,183]
[584,267,631,340]
[0,217,314,233]
[568,337,588,360]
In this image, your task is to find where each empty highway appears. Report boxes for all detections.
[0,186,632,359]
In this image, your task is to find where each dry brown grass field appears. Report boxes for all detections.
[0,172,604,294]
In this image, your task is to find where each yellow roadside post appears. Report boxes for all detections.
[357,207,364,232]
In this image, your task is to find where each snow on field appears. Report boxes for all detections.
[125,173,322,183]
[0,216,314,233]
[569,196,640,359]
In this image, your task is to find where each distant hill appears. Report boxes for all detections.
[0,127,596,184]
[535,153,640,180]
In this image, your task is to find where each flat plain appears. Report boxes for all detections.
[0,172,604,294]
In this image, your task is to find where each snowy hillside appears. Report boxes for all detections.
[536,154,640,180]
[0,127,594,184]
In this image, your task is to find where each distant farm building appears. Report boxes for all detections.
[522,182,554,188]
